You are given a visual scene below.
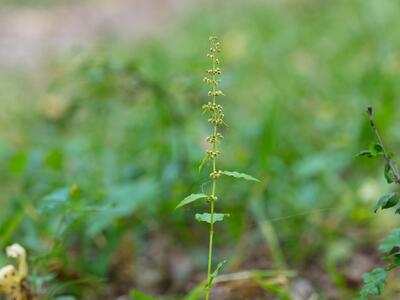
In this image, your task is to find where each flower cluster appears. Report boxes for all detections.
[210,170,222,179]
[202,37,226,300]
[203,36,225,173]
[206,133,224,144]
[206,150,220,159]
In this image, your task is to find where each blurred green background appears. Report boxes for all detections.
[0,0,400,299]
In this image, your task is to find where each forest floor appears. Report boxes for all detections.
[0,1,395,299]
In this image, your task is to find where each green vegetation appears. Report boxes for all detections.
[0,0,400,299]
[175,36,259,299]
[359,107,400,299]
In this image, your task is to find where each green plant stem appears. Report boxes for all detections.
[206,200,214,300]
[367,106,400,183]
[206,56,218,300]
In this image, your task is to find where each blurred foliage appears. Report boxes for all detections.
[1,0,400,298]
[0,0,83,8]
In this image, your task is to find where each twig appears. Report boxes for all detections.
[367,106,400,184]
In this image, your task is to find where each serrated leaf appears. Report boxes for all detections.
[384,163,396,184]
[360,268,387,299]
[220,170,260,182]
[195,213,230,224]
[369,143,384,156]
[176,194,208,209]
[208,260,227,287]
[198,154,209,174]
[379,228,400,254]
[372,193,400,213]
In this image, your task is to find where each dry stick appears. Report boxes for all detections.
[367,106,400,184]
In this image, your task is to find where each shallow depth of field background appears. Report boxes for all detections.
[0,0,400,299]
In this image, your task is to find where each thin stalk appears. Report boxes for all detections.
[206,52,218,300]
[206,200,214,300]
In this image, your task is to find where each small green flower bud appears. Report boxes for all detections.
[210,171,221,179]
[207,195,218,202]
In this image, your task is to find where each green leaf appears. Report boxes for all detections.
[38,187,72,214]
[372,193,400,213]
[357,144,384,159]
[176,194,208,209]
[373,193,400,212]
[384,163,396,184]
[379,228,400,254]
[360,268,387,299]
[195,213,230,224]
[356,150,373,158]
[198,154,209,174]
[130,290,156,300]
[87,180,158,237]
[220,170,260,182]
[45,148,64,171]
[370,143,384,156]
[208,260,227,287]
[183,280,207,300]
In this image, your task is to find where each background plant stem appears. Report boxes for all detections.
[367,106,400,183]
